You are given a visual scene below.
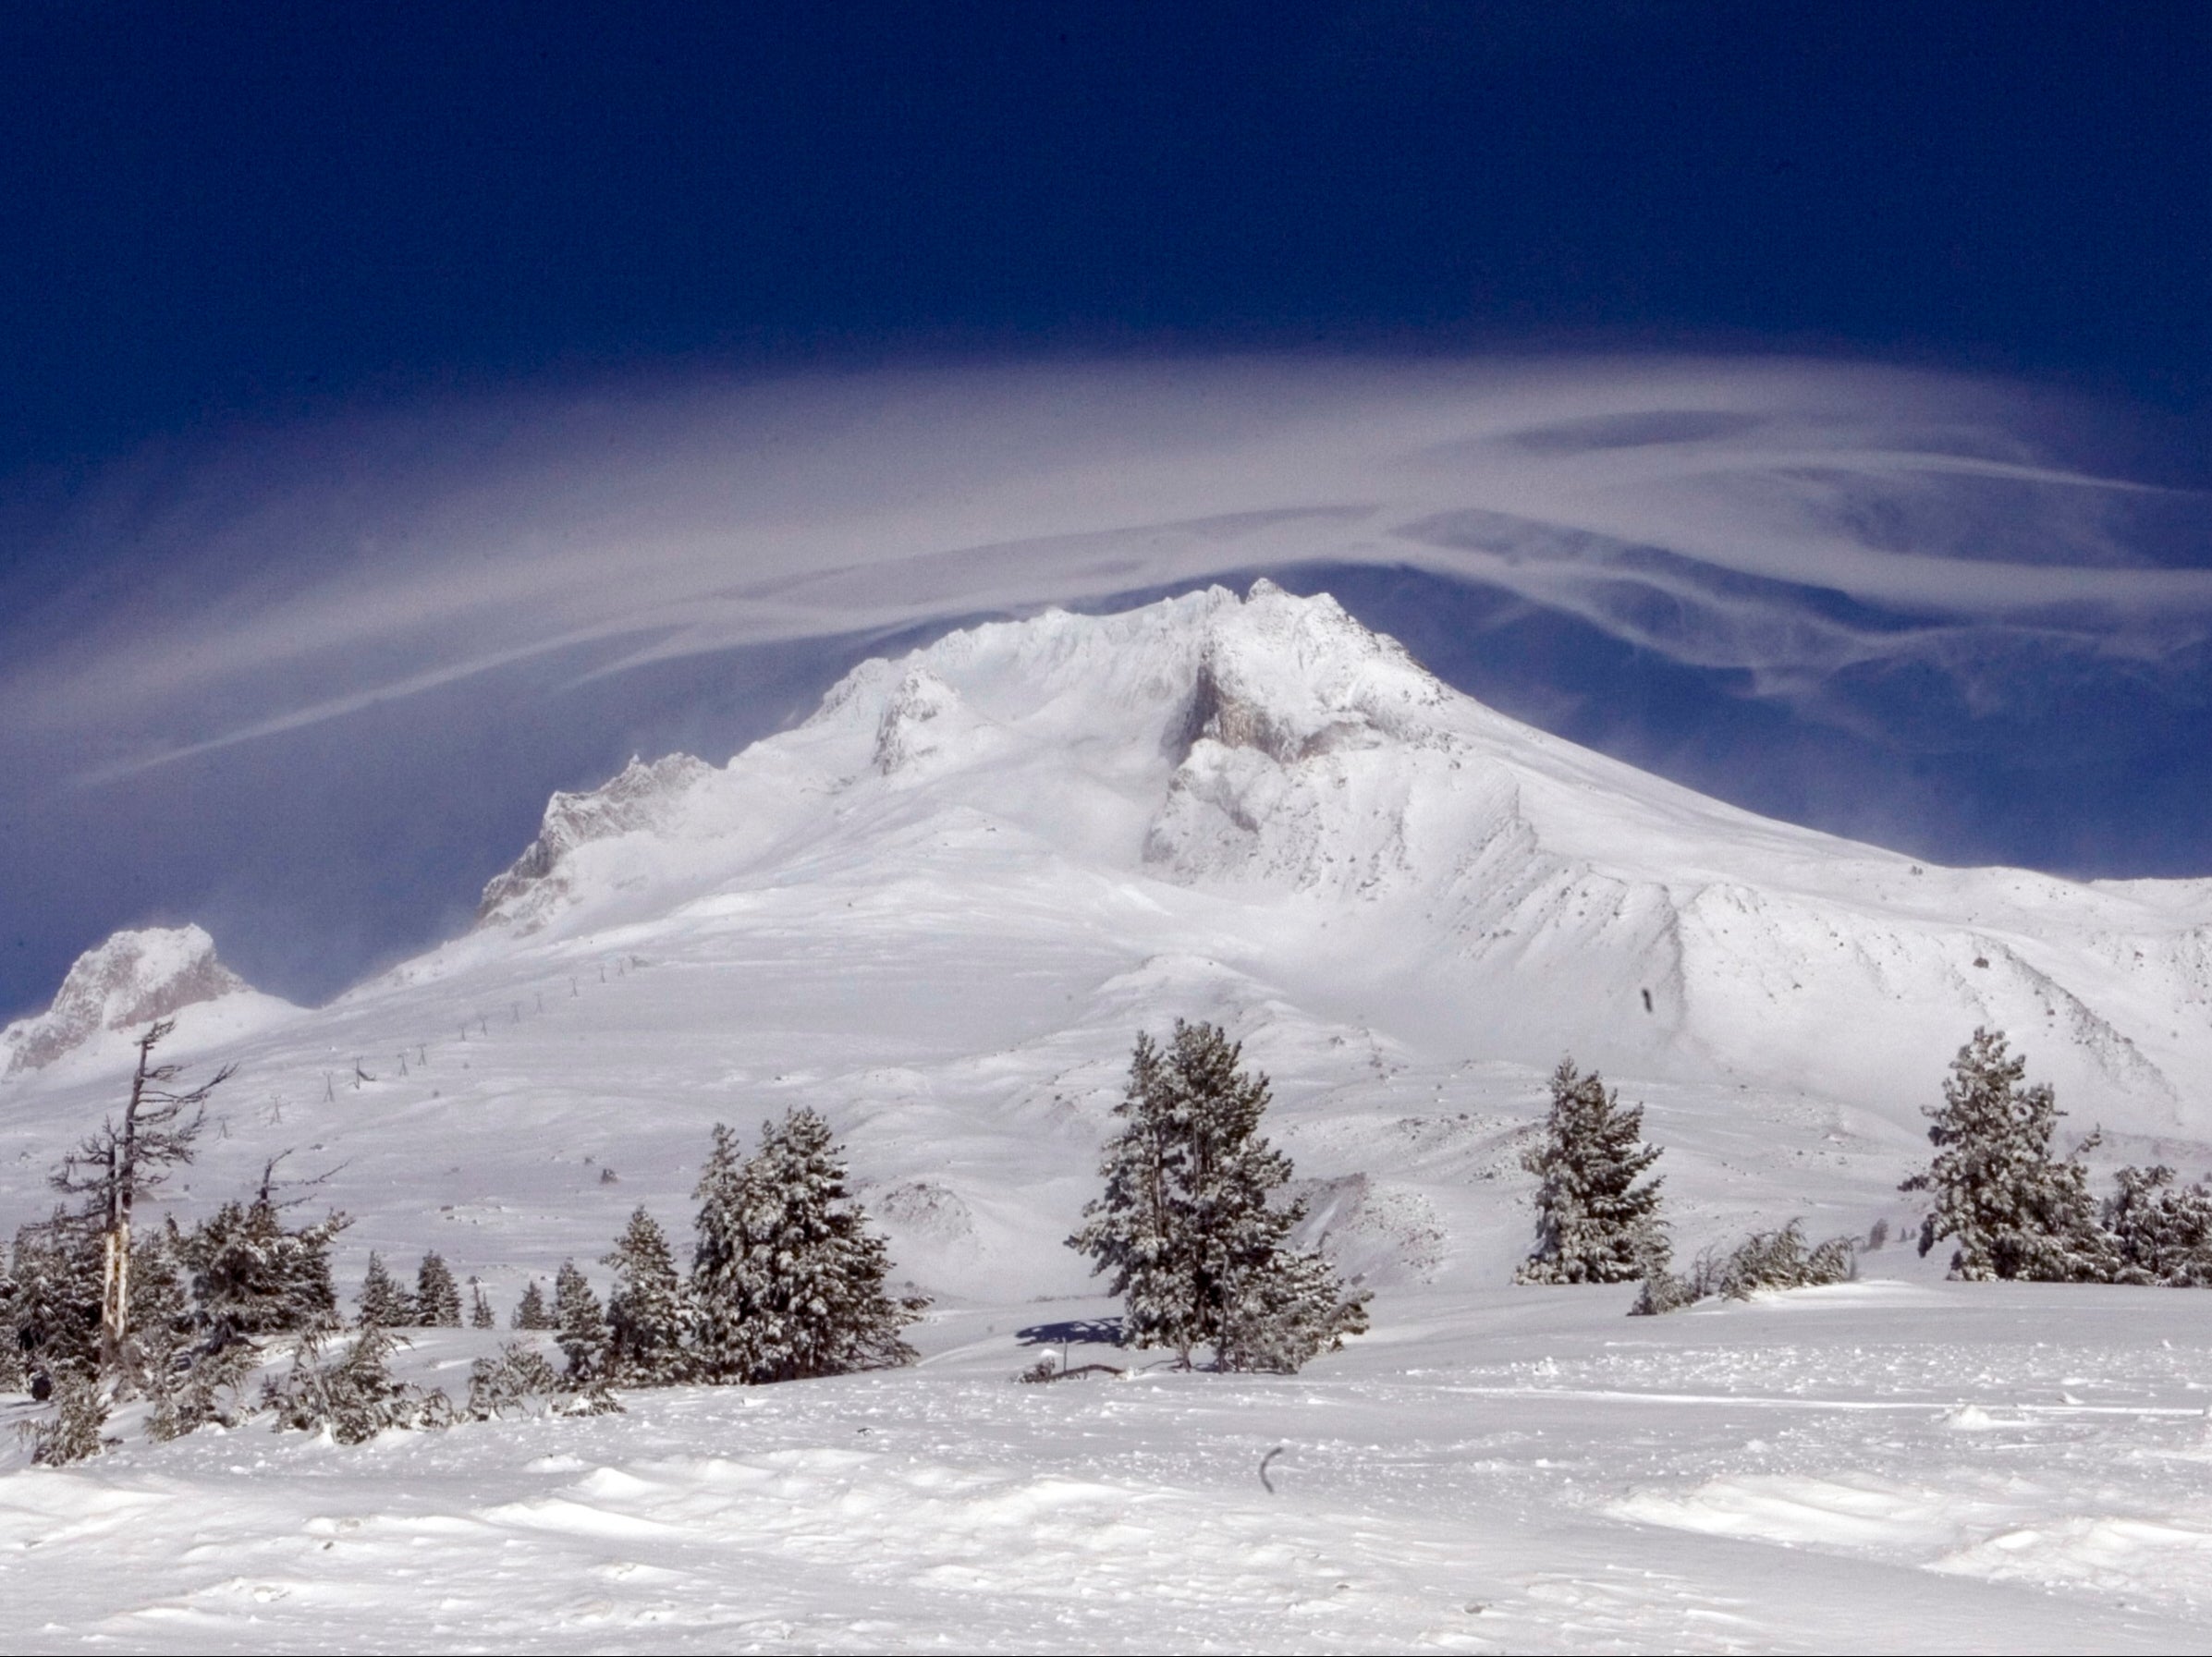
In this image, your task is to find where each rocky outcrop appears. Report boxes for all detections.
[477,753,715,927]
[2,925,250,1076]
[873,669,965,776]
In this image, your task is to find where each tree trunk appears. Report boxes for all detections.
[98,1223,130,1372]
[98,1033,156,1371]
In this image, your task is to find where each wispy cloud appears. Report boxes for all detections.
[4,354,2204,785]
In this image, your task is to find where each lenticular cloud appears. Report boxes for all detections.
[3,354,2204,782]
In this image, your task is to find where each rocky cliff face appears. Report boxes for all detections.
[477,754,716,930]
[1,925,251,1076]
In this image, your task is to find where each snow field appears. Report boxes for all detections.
[6,584,2212,1648]
[6,1287,2212,1651]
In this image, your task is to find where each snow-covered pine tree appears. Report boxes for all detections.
[687,1112,918,1385]
[687,1123,752,1382]
[464,1341,565,1419]
[1901,1028,2114,1282]
[2104,1165,2212,1285]
[120,1219,193,1390]
[356,1250,416,1327]
[1166,1021,1366,1371]
[128,1217,259,1438]
[182,1194,345,1344]
[603,1206,689,1385]
[1071,1021,1367,1371]
[1217,1236,1371,1372]
[511,1279,554,1330]
[146,1334,258,1441]
[1707,1221,1855,1299]
[1068,1032,1194,1355]
[261,1324,453,1444]
[1515,1056,1668,1285]
[8,1212,102,1383]
[756,1108,915,1382]
[25,1369,110,1465]
[468,1278,496,1328]
[0,1244,19,1392]
[552,1259,606,1380]
[415,1252,463,1327]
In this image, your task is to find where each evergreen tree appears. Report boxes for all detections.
[146,1334,258,1442]
[262,1324,453,1444]
[1070,1021,1367,1371]
[182,1195,344,1344]
[1515,1057,1668,1285]
[1902,1029,2114,1281]
[415,1252,463,1327]
[688,1123,753,1381]
[2104,1165,2212,1285]
[25,1369,110,1465]
[1068,1032,1193,1355]
[121,1219,194,1390]
[552,1259,606,1380]
[0,1244,19,1393]
[1709,1221,1855,1300]
[511,1279,554,1330]
[464,1341,566,1419]
[603,1207,690,1385]
[468,1278,496,1328]
[356,1251,415,1327]
[1218,1238,1370,1373]
[7,1212,102,1382]
[128,1215,262,1438]
[689,1112,918,1384]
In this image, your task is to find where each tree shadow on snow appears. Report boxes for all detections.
[1016,1317,1123,1346]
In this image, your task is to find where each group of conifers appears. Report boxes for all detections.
[1517,1025,2212,1310]
[6,1011,2205,1465]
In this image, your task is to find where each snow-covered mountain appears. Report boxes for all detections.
[0,924,291,1078]
[15,584,2212,1649]
[5,583,2210,1302]
[469,579,2212,1122]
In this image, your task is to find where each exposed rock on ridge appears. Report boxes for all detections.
[2,925,250,1076]
[479,754,715,929]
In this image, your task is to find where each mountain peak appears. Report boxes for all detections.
[451,583,2210,1124]
[1178,581,1443,765]
[478,752,715,929]
[2,924,251,1076]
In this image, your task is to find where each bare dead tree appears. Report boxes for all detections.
[250,1148,349,1212]
[50,1019,234,1372]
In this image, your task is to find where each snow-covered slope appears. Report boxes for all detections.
[5,583,2207,1310]
[6,581,2212,1297]
[466,579,2212,1125]
[11,585,2212,1651]
[0,924,294,1078]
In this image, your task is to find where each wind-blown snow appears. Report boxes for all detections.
[5,583,2212,1650]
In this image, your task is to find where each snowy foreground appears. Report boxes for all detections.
[6,1285,2212,1651]
[7,583,2212,1650]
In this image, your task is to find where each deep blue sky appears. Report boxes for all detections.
[5,1,2206,471]
[1,2,2208,1017]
